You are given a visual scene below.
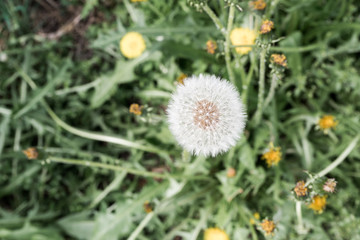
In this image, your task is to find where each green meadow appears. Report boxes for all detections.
[1,0,360,239]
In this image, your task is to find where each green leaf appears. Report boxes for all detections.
[91,183,168,240]
[13,62,70,119]
[161,40,218,64]
[0,165,41,197]
[57,212,95,240]
[90,51,161,108]
[0,223,63,240]
[238,143,255,170]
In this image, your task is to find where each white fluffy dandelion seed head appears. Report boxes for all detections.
[167,74,247,157]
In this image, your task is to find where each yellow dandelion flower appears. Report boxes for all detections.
[318,115,338,133]
[271,54,287,67]
[131,0,147,2]
[204,228,229,240]
[226,167,236,178]
[260,20,274,34]
[120,32,146,59]
[143,201,153,213]
[23,147,38,159]
[177,73,187,85]
[323,178,337,193]
[129,103,143,115]
[309,195,327,214]
[206,40,217,54]
[230,28,256,55]
[260,219,276,235]
[249,0,266,10]
[250,212,260,225]
[261,143,282,167]
[294,180,308,197]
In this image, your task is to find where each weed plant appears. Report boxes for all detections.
[1,0,360,239]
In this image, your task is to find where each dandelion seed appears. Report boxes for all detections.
[309,195,327,214]
[318,115,338,134]
[249,0,266,10]
[271,54,287,67]
[227,168,236,178]
[129,103,143,115]
[260,20,274,34]
[119,32,146,59]
[323,178,337,193]
[206,40,217,54]
[23,147,38,159]
[294,180,308,197]
[261,143,282,167]
[204,228,229,240]
[167,74,246,157]
[230,28,256,55]
[260,219,276,235]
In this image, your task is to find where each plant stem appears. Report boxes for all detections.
[182,149,190,162]
[253,48,267,125]
[263,73,279,108]
[15,64,167,155]
[271,43,322,53]
[202,4,226,37]
[43,103,165,154]
[128,212,155,240]
[295,135,359,233]
[224,4,236,86]
[306,134,360,186]
[241,54,256,104]
[296,201,305,233]
[46,156,210,181]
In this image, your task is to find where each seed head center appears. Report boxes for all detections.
[193,100,219,129]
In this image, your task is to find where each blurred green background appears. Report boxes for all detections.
[1,0,360,239]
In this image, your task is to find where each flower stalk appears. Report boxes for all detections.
[225,4,236,86]
[263,72,279,108]
[46,156,210,181]
[296,200,306,234]
[306,134,360,186]
[202,4,226,37]
[295,134,360,232]
[253,48,267,125]
[241,56,256,104]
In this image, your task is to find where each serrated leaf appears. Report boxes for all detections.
[91,51,161,108]
[57,212,94,240]
[13,62,70,119]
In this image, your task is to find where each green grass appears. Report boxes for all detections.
[1,0,360,239]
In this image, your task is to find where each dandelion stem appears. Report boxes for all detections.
[306,134,360,186]
[253,48,267,125]
[43,103,165,154]
[235,54,247,86]
[224,4,236,86]
[144,1,164,18]
[271,43,322,53]
[296,201,305,233]
[263,73,279,108]
[128,212,155,240]
[182,149,190,162]
[15,63,167,155]
[242,54,256,104]
[46,156,210,181]
[202,4,226,37]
